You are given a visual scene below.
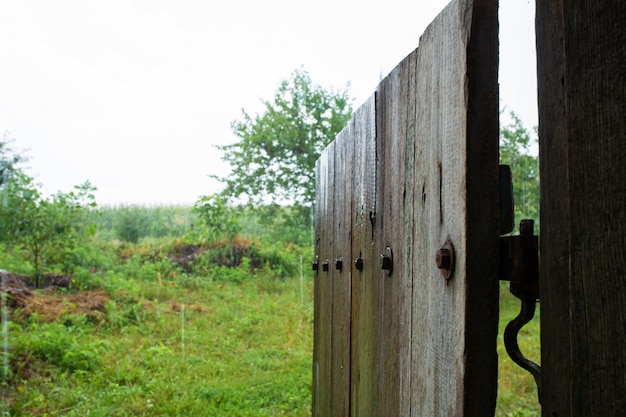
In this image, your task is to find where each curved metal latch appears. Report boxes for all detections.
[499,219,541,402]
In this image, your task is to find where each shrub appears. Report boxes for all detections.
[11,321,101,375]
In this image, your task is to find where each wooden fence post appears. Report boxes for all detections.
[536,1,626,415]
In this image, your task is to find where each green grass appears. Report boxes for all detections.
[496,286,541,416]
[4,273,314,416]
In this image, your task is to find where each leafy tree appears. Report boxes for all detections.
[217,68,353,205]
[189,194,241,244]
[0,173,97,287]
[0,132,28,186]
[237,203,312,247]
[112,205,152,243]
[500,111,540,227]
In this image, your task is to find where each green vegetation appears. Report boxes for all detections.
[500,111,540,226]
[0,138,97,288]
[1,204,314,417]
[216,68,353,205]
[3,273,313,416]
[0,133,28,185]
[497,285,541,416]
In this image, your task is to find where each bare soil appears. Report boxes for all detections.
[1,271,109,322]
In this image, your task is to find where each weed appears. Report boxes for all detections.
[10,321,101,376]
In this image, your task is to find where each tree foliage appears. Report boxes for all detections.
[0,139,97,287]
[500,111,540,227]
[0,132,28,186]
[190,194,241,244]
[112,205,153,244]
[217,69,353,205]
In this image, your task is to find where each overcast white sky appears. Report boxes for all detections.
[0,0,536,206]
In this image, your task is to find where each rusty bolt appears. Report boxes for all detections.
[436,248,451,269]
[381,255,392,270]
[354,257,364,271]
[380,246,393,275]
[335,258,343,272]
[436,240,455,281]
[322,259,329,272]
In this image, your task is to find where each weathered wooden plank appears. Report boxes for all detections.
[312,142,334,417]
[535,1,570,414]
[537,1,626,415]
[462,0,499,413]
[330,120,352,416]
[409,0,499,415]
[349,96,378,417]
[376,50,415,417]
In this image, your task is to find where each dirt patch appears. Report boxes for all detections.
[171,301,210,314]
[169,244,203,272]
[1,271,109,322]
[0,272,33,308]
[18,289,109,322]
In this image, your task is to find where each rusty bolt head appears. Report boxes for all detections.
[381,255,392,270]
[335,258,343,272]
[435,240,455,281]
[322,259,329,272]
[380,246,393,275]
[354,257,364,271]
[436,248,452,269]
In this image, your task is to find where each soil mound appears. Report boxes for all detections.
[1,270,109,322]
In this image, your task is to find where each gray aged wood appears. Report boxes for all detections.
[376,47,414,417]
[349,96,378,417]
[536,1,626,415]
[410,0,499,414]
[313,0,498,415]
[313,140,333,417]
[330,113,352,417]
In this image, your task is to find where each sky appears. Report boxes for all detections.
[0,0,537,206]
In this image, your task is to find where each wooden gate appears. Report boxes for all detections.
[312,0,498,415]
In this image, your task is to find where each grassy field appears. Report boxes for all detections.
[497,286,541,416]
[3,271,314,416]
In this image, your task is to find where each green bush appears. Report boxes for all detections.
[112,206,152,243]
[0,175,97,287]
[104,297,146,330]
[11,321,101,374]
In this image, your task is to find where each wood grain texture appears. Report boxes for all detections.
[330,116,352,417]
[349,96,378,417]
[376,50,414,417]
[535,0,571,414]
[312,142,334,417]
[537,1,626,415]
[410,0,498,415]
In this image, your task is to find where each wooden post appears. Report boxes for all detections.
[536,1,626,415]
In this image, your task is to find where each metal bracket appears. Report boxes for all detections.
[501,162,541,402]
[499,219,541,403]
